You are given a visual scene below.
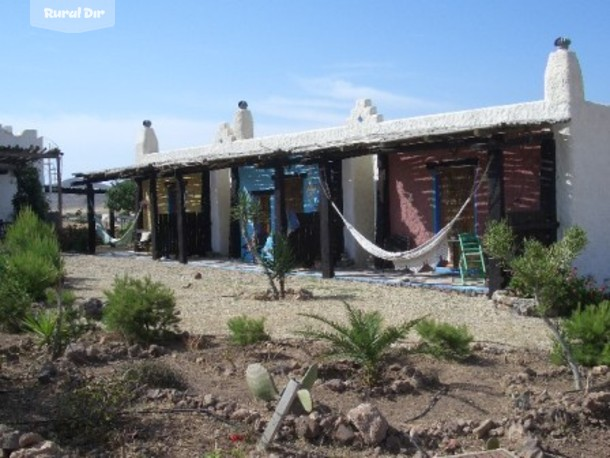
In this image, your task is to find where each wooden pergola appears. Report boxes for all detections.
[73,121,559,295]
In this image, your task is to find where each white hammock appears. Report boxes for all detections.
[321,162,487,271]
[95,208,143,247]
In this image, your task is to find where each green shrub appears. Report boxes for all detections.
[298,302,422,386]
[121,360,188,390]
[58,224,89,252]
[0,207,62,307]
[415,319,473,361]
[54,377,132,447]
[4,251,61,301]
[227,315,270,346]
[551,301,610,367]
[0,275,32,332]
[103,275,180,344]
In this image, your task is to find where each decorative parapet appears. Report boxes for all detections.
[544,37,585,111]
[233,100,254,140]
[0,124,43,148]
[135,120,159,163]
[347,99,383,126]
[215,122,236,144]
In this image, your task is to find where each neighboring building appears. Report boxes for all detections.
[74,39,610,287]
[0,125,44,222]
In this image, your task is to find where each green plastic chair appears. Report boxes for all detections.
[458,233,486,284]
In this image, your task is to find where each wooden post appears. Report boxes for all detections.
[109,210,116,237]
[56,154,63,234]
[135,178,144,251]
[257,379,301,451]
[273,165,287,235]
[149,173,160,260]
[86,183,96,254]
[486,146,506,296]
[374,153,390,269]
[229,167,242,258]
[319,161,335,278]
[201,169,212,254]
[540,136,558,244]
[176,172,188,264]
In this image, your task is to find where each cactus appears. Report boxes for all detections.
[245,363,318,411]
[246,363,279,402]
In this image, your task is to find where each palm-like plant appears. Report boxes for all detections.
[298,302,422,386]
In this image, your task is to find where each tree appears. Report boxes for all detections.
[483,220,588,390]
[230,190,297,299]
[106,180,137,214]
[12,164,49,220]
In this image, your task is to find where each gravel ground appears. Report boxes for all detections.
[63,252,552,350]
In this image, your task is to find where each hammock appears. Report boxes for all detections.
[320,162,488,271]
[95,208,143,247]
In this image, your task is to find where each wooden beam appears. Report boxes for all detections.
[135,178,144,251]
[229,167,241,259]
[149,173,160,260]
[273,165,287,235]
[201,169,212,254]
[319,161,334,279]
[86,183,96,254]
[486,147,506,296]
[176,173,188,264]
[374,154,390,269]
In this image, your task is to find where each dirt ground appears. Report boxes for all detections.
[0,255,609,457]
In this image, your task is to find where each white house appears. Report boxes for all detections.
[76,39,610,286]
[0,125,44,222]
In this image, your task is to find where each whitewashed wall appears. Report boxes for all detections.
[0,125,44,221]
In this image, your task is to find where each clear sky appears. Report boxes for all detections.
[2,1,610,179]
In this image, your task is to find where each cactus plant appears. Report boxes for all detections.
[245,363,318,413]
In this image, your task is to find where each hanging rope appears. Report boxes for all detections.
[319,159,490,271]
[95,206,143,247]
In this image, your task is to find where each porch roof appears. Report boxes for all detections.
[0,146,62,168]
[73,100,569,183]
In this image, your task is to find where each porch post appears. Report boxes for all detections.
[319,161,335,279]
[109,210,115,237]
[374,153,390,269]
[86,183,96,254]
[135,178,144,251]
[487,145,506,296]
[540,136,558,244]
[201,169,212,254]
[273,165,287,235]
[176,172,188,264]
[229,167,241,258]
[149,172,160,260]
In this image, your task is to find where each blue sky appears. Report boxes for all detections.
[2,1,610,178]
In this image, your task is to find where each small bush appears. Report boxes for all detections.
[58,224,89,252]
[54,377,132,447]
[0,275,32,332]
[227,315,270,346]
[551,301,610,367]
[298,302,422,386]
[415,319,473,361]
[103,275,180,344]
[122,360,188,391]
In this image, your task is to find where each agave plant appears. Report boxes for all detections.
[298,302,422,386]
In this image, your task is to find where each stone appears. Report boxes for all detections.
[81,298,104,320]
[148,344,167,357]
[1,430,20,451]
[347,403,389,446]
[295,416,321,440]
[390,379,414,394]
[19,432,44,448]
[473,418,496,439]
[323,379,345,393]
[64,343,88,364]
[37,361,57,384]
[127,344,142,358]
[591,365,609,376]
[332,423,355,445]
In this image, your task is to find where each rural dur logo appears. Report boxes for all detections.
[30,0,115,33]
